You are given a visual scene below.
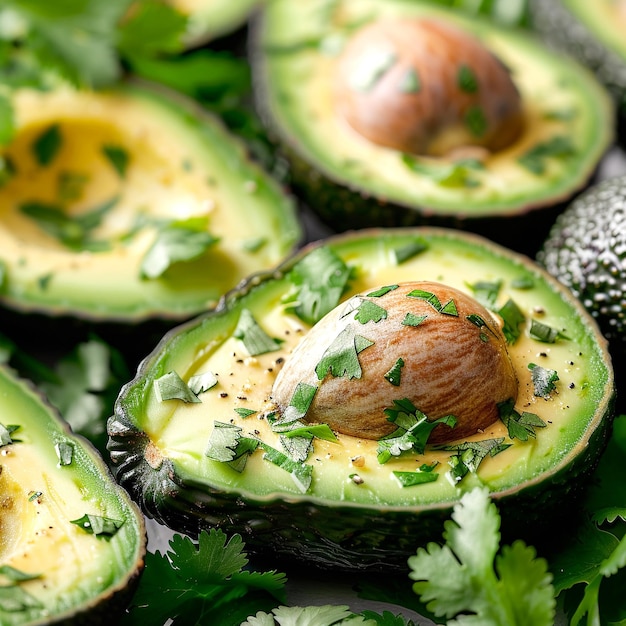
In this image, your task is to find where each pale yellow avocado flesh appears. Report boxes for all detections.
[0,83,300,321]
[127,230,613,510]
[0,369,144,624]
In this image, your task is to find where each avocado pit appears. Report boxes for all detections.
[272,281,518,444]
[333,18,524,157]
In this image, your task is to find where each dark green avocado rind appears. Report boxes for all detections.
[251,0,614,255]
[108,228,615,571]
[0,366,146,625]
[529,0,626,139]
[537,176,626,365]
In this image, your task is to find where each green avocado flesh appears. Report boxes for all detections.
[0,366,145,625]
[0,82,300,322]
[172,0,259,46]
[253,0,613,228]
[109,228,614,570]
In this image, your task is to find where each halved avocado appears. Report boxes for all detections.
[529,0,626,137]
[0,81,301,323]
[251,0,614,252]
[108,228,615,571]
[0,365,146,624]
[172,0,259,47]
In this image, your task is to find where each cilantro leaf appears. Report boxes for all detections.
[353,299,388,324]
[498,298,525,344]
[409,488,555,625]
[70,513,124,538]
[528,363,559,398]
[529,319,569,343]
[286,246,352,325]
[261,443,313,493]
[498,399,546,441]
[140,218,219,279]
[154,370,200,404]
[243,605,375,625]
[443,438,511,483]
[234,309,283,356]
[124,529,287,626]
[315,325,374,380]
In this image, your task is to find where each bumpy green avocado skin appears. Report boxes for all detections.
[538,177,626,360]
[529,0,626,135]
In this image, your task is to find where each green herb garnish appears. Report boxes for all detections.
[353,299,388,324]
[285,246,352,325]
[261,443,313,493]
[392,238,429,264]
[0,423,19,447]
[315,326,374,380]
[393,463,439,487]
[402,312,427,327]
[234,309,283,356]
[444,438,510,483]
[234,408,257,419]
[399,67,421,93]
[498,398,546,441]
[55,441,74,466]
[528,363,559,399]
[188,371,218,394]
[32,124,61,165]
[402,155,484,189]
[467,280,501,309]
[70,513,124,538]
[57,171,89,201]
[0,565,40,582]
[465,106,488,137]
[384,358,405,386]
[407,289,458,316]
[458,65,478,92]
[154,371,200,403]
[102,144,129,178]
[530,319,569,343]
[0,586,42,612]
[518,136,575,175]
[140,217,219,279]
[367,285,398,297]
[498,298,525,343]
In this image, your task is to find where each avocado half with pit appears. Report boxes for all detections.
[0,364,145,624]
[529,0,626,138]
[0,81,301,323]
[172,0,259,47]
[251,0,614,251]
[108,228,615,571]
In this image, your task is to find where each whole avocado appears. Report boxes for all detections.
[538,177,626,358]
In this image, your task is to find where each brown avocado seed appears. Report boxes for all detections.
[334,18,524,157]
[272,281,518,444]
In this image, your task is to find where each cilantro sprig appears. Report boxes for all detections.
[409,488,556,625]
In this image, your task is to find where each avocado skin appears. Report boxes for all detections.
[537,176,626,367]
[529,0,626,140]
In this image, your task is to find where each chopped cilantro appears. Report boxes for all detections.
[444,438,510,483]
[32,124,61,165]
[280,381,317,424]
[20,196,117,252]
[315,326,374,380]
[384,358,405,386]
[498,298,525,343]
[458,64,478,92]
[465,106,488,137]
[140,217,219,279]
[57,171,89,201]
[393,463,439,487]
[102,144,130,178]
[402,154,484,188]
[399,66,421,93]
[402,312,427,327]
[353,299,388,324]
[0,423,19,447]
[392,238,429,263]
[518,136,575,175]
[205,421,259,471]
[377,399,456,464]
[467,279,501,309]
[54,441,74,466]
[285,246,352,325]
[234,309,283,356]
[498,398,546,441]
[234,408,257,419]
[530,319,569,343]
[70,513,124,538]
[261,443,313,493]
[154,371,200,403]
[407,288,457,316]
[188,371,218,394]
[511,276,534,289]
[528,363,559,399]
[367,285,398,297]
[278,422,337,443]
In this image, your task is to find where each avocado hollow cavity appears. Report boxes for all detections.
[334,17,524,157]
[272,281,518,444]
